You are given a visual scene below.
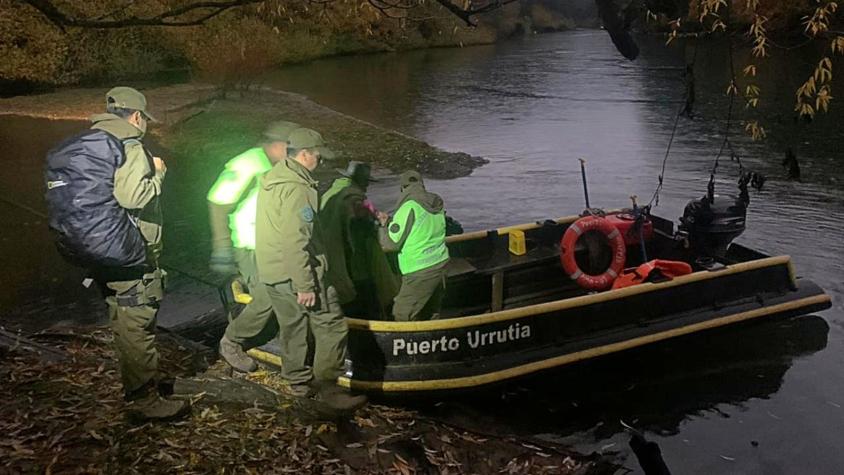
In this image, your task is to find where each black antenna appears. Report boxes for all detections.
[579,158,591,210]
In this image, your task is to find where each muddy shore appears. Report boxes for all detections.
[0,83,487,179]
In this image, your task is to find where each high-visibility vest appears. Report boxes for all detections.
[207,147,272,250]
[388,200,449,274]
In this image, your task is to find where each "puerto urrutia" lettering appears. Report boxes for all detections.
[392,323,531,356]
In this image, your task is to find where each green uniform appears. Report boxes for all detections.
[255,158,347,384]
[207,148,277,347]
[320,178,398,317]
[90,113,165,396]
[379,183,449,321]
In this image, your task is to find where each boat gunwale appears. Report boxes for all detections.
[333,293,832,392]
[345,254,796,333]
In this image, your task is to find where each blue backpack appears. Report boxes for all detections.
[45,130,148,268]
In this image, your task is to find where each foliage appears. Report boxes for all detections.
[666,0,844,139]
[0,327,592,474]
[0,0,574,88]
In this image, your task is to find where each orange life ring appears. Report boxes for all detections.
[560,215,627,291]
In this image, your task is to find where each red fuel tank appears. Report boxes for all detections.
[605,213,654,245]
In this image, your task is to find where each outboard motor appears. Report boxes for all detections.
[679,194,747,259]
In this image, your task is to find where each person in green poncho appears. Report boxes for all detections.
[206,121,299,373]
[321,162,398,319]
[377,171,450,321]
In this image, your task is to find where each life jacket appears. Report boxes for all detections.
[611,259,693,290]
[45,130,147,268]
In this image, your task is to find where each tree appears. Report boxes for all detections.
[20,0,520,29]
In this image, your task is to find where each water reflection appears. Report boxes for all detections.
[261,30,843,473]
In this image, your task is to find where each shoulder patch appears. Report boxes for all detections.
[301,206,315,223]
[389,223,401,234]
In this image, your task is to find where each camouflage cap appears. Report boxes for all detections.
[263,121,301,142]
[286,128,336,160]
[106,86,156,122]
[400,170,423,187]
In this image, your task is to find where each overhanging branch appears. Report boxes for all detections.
[22,0,268,28]
[21,0,521,29]
[432,0,519,26]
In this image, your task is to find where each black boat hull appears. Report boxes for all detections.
[249,214,832,393]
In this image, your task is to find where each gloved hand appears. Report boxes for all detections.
[209,247,237,275]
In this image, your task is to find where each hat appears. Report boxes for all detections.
[338,161,378,183]
[400,170,423,187]
[286,128,336,160]
[263,121,301,142]
[106,86,156,122]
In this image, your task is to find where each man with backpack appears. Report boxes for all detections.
[45,87,187,420]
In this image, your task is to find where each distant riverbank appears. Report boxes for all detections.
[0,83,487,179]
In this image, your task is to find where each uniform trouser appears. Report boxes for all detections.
[266,281,347,385]
[223,249,277,348]
[392,261,448,322]
[99,268,165,397]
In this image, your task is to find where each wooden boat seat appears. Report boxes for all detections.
[472,244,562,312]
[446,257,477,277]
[474,244,560,276]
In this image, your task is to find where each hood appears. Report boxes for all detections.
[395,183,443,214]
[90,113,144,140]
[263,157,316,190]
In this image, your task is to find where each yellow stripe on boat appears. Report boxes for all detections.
[444,211,622,244]
[336,294,831,392]
[346,255,795,332]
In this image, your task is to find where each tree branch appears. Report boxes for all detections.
[432,0,519,26]
[21,0,520,29]
[22,0,268,28]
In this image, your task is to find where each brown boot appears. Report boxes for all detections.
[314,383,368,412]
[127,390,190,421]
[219,336,258,373]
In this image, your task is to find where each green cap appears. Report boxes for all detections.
[287,128,336,160]
[263,121,300,142]
[106,86,156,122]
[400,170,423,187]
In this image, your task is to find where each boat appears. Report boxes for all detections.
[248,200,832,394]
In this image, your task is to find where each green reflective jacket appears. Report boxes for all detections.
[207,147,272,250]
[385,189,449,275]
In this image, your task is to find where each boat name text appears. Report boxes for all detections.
[391,323,532,356]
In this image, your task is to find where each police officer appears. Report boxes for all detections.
[207,121,300,373]
[46,87,186,420]
[320,161,397,318]
[378,171,450,321]
[255,128,366,410]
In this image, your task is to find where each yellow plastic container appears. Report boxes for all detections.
[508,229,526,256]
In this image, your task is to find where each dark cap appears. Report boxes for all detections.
[338,161,378,183]
[106,86,156,122]
[287,128,336,160]
[263,121,300,142]
[400,170,423,187]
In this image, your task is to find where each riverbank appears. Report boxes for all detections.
[0,325,612,474]
[0,83,487,178]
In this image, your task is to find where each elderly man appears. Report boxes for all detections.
[255,128,366,410]
[207,121,300,373]
[45,87,186,420]
[321,161,397,318]
[378,171,450,322]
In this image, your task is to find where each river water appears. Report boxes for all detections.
[260,30,844,474]
[1,29,842,474]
